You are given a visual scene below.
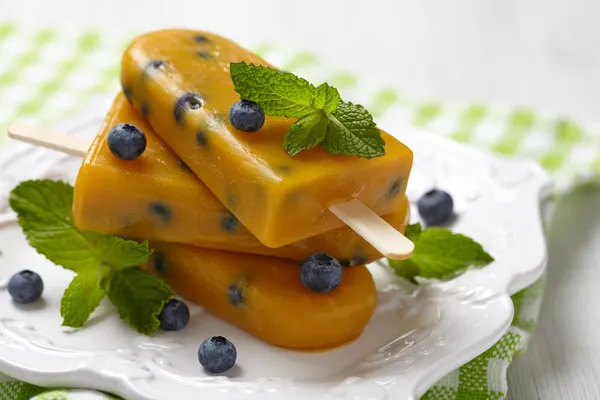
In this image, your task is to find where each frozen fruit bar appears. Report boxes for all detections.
[143,241,376,349]
[121,29,413,248]
[73,93,410,263]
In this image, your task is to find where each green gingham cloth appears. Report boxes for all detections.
[0,22,595,400]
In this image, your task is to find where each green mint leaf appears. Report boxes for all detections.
[311,83,341,113]
[390,227,494,283]
[108,268,173,335]
[404,223,423,241]
[10,179,161,334]
[389,258,420,285]
[230,62,315,118]
[321,102,385,159]
[283,111,329,156]
[61,268,110,328]
[9,180,152,273]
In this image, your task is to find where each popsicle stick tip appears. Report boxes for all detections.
[329,199,414,260]
[7,124,90,158]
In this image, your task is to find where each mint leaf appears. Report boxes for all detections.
[390,226,494,282]
[108,268,173,335]
[311,83,341,113]
[283,111,329,156]
[404,223,423,241]
[9,180,152,273]
[321,102,385,159]
[10,179,164,334]
[230,62,315,118]
[61,268,110,328]
[389,258,420,284]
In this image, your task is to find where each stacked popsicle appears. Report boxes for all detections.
[71,30,414,349]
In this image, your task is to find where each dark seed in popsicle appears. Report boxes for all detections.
[196,131,207,147]
[174,93,204,125]
[149,202,172,224]
[387,178,404,198]
[221,213,239,232]
[197,50,212,59]
[123,85,133,102]
[193,34,210,43]
[152,251,168,274]
[228,283,245,306]
[140,101,150,118]
[146,60,166,71]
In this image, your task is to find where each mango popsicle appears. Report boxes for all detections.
[143,241,377,349]
[121,30,413,248]
[73,93,410,263]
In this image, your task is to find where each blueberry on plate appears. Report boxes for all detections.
[158,299,190,331]
[107,123,147,160]
[8,270,44,304]
[229,100,265,132]
[299,253,343,293]
[198,336,237,373]
[417,189,454,226]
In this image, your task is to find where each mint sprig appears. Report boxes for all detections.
[230,62,385,159]
[9,180,173,334]
[389,223,494,284]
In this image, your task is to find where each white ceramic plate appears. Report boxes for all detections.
[0,96,552,400]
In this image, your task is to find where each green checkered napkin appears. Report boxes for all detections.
[0,22,590,400]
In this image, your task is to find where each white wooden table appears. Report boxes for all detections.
[4,1,600,398]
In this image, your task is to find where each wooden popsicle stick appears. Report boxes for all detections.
[7,124,414,259]
[8,124,89,157]
[329,200,414,260]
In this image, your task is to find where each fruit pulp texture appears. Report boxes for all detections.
[73,93,410,263]
[144,241,377,349]
[121,29,413,248]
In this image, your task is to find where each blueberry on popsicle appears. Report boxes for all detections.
[107,123,146,160]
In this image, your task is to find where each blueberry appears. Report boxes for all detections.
[299,253,343,293]
[221,213,238,232]
[149,202,172,224]
[159,299,190,331]
[417,189,454,226]
[8,270,43,304]
[229,100,265,132]
[198,336,237,373]
[107,123,147,160]
[174,93,204,125]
